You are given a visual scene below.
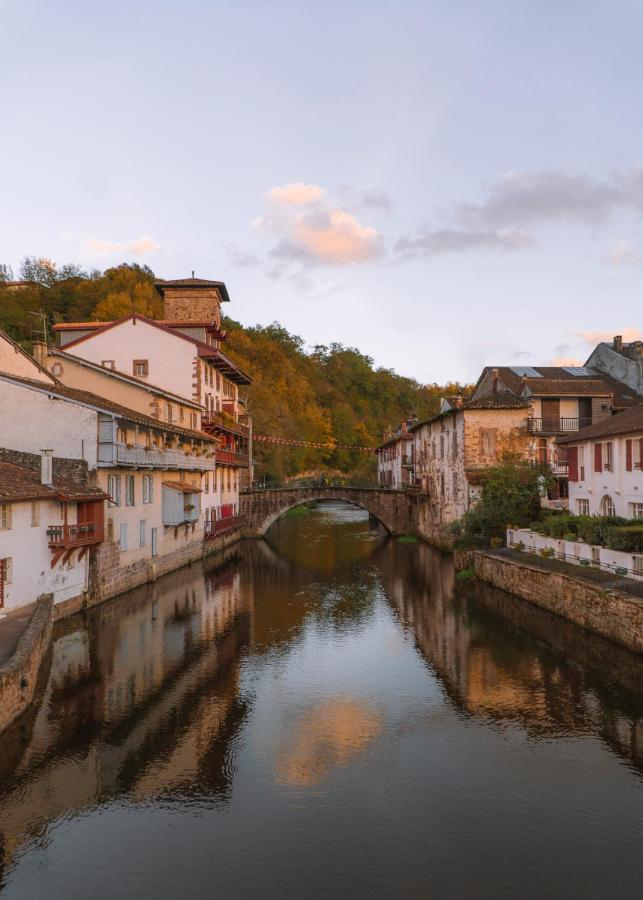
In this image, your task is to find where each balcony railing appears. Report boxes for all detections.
[205,515,246,538]
[109,443,216,471]
[216,449,250,467]
[527,417,593,434]
[47,522,103,548]
[202,411,250,437]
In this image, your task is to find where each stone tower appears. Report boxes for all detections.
[154,277,230,327]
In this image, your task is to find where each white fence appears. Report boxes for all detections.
[507,528,643,582]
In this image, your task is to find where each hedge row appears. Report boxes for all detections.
[525,514,643,553]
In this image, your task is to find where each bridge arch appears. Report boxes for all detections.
[240,487,415,537]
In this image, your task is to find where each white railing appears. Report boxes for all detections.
[112,443,216,470]
[506,528,643,582]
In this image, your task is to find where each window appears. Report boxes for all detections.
[600,495,616,517]
[166,403,173,423]
[125,475,135,506]
[143,475,153,504]
[204,472,210,494]
[51,362,63,377]
[577,499,590,516]
[117,427,128,444]
[481,428,498,459]
[179,406,185,422]
[1,558,13,584]
[630,502,643,520]
[101,360,115,369]
[579,446,586,481]
[0,503,12,530]
[133,359,149,377]
[119,523,128,550]
[139,519,147,547]
[31,501,40,527]
[191,412,198,430]
[108,474,121,506]
[604,442,613,471]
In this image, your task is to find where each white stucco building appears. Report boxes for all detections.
[558,404,643,519]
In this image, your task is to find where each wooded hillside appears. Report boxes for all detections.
[0,259,470,481]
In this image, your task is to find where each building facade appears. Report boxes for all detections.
[558,405,643,519]
[376,421,415,488]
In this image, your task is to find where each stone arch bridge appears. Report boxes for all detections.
[240,487,418,536]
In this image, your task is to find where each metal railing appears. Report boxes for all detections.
[527,417,593,434]
[47,522,103,548]
[205,515,246,537]
[112,443,216,470]
[508,539,643,582]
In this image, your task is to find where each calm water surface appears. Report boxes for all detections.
[0,502,642,899]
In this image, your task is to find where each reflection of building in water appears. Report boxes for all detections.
[0,553,252,875]
[376,541,643,770]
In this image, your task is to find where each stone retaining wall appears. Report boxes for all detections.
[474,551,643,654]
[0,594,54,733]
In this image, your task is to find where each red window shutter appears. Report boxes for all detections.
[640,438,643,470]
[567,446,578,482]
[594,443,602,473]
[626,439,633,472]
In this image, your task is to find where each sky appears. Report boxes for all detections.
[1,0,643,384]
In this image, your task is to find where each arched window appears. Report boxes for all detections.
[600,495,616,517]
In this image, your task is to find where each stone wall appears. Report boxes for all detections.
[474,551,643,654]
[0,594,53,733]
[0,447,93,484]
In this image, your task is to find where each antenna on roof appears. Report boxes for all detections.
[191,269,195,278]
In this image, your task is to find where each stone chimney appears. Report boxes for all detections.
[491,368,499,394]
[613,335,623,353]
[455,395,463,408]
[32,340,47,366]
[40,450,53,486]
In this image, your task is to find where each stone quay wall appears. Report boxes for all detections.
[0,594,54,733]
[474,551,643,654]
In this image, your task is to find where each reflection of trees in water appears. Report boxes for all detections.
[0,554,253,881]
[374,540,643,773]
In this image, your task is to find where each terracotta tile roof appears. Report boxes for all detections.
[463,392,530,410]
[0,461,108,503]
[557,405,643,443]
[520,377,611,396]
[154,277,230,302]
[0,371,217,444]
[53,319,224,332]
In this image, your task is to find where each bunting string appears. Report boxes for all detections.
[253,433,375,452]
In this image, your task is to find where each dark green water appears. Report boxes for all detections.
[0,502,641,899]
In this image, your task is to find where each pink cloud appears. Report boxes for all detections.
[578,328,643,344]
[83,235,159,257]
[268,183,326,205]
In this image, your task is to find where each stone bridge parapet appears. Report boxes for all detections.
[240,487,418,536]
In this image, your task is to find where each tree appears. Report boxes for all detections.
[20,256,59,287]
[460,452,553,545]
[0,264,14,282]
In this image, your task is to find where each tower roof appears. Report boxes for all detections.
[154,277,230,302]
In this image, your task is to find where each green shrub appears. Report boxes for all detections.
[563,532,577,542]
[529,521,545,533]
[605,524,643,553]
[543,515,578,538]
[456,567,476,581]
[540,547,555,559]
[515,541,525,552]
[577,515,629,547]
[490,536,503,549]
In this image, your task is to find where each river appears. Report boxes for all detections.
[0,501,641,899]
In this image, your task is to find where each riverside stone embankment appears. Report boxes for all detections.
[474,549,643,654]
[0,594,54,733]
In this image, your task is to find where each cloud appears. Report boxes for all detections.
[396,165,643,260]
[395,226,531,259]
[83,235,159,257]
[268,182,325,205]
[551,356,583,366]
[337,185,392,215]
[228,246,261,267]
[578,327,643,344]
[256,182,382,268]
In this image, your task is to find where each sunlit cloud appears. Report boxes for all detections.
[551,356,583,366]
[255,182,382,269]
[268,182,326,205]
[578,327,643,344]
[609,240,643,265]
[83,235,159,257]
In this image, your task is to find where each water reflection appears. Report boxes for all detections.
[0,502,641,898]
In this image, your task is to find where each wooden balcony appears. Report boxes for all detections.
[527,417,593,434]
[205,515,246,538]
[47,522,103,549]
[217,449,250,467]
[202,411,250,438]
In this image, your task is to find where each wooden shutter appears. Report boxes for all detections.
[640,438,643,470]
[567,446,579,482]
[594,443,602,473]
[626,439,633,472]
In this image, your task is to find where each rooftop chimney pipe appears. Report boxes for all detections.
[40,449,53,486]
[491,368,499,395]
[613,335,623,352]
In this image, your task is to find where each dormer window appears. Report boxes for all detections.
[133,359,149,377]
